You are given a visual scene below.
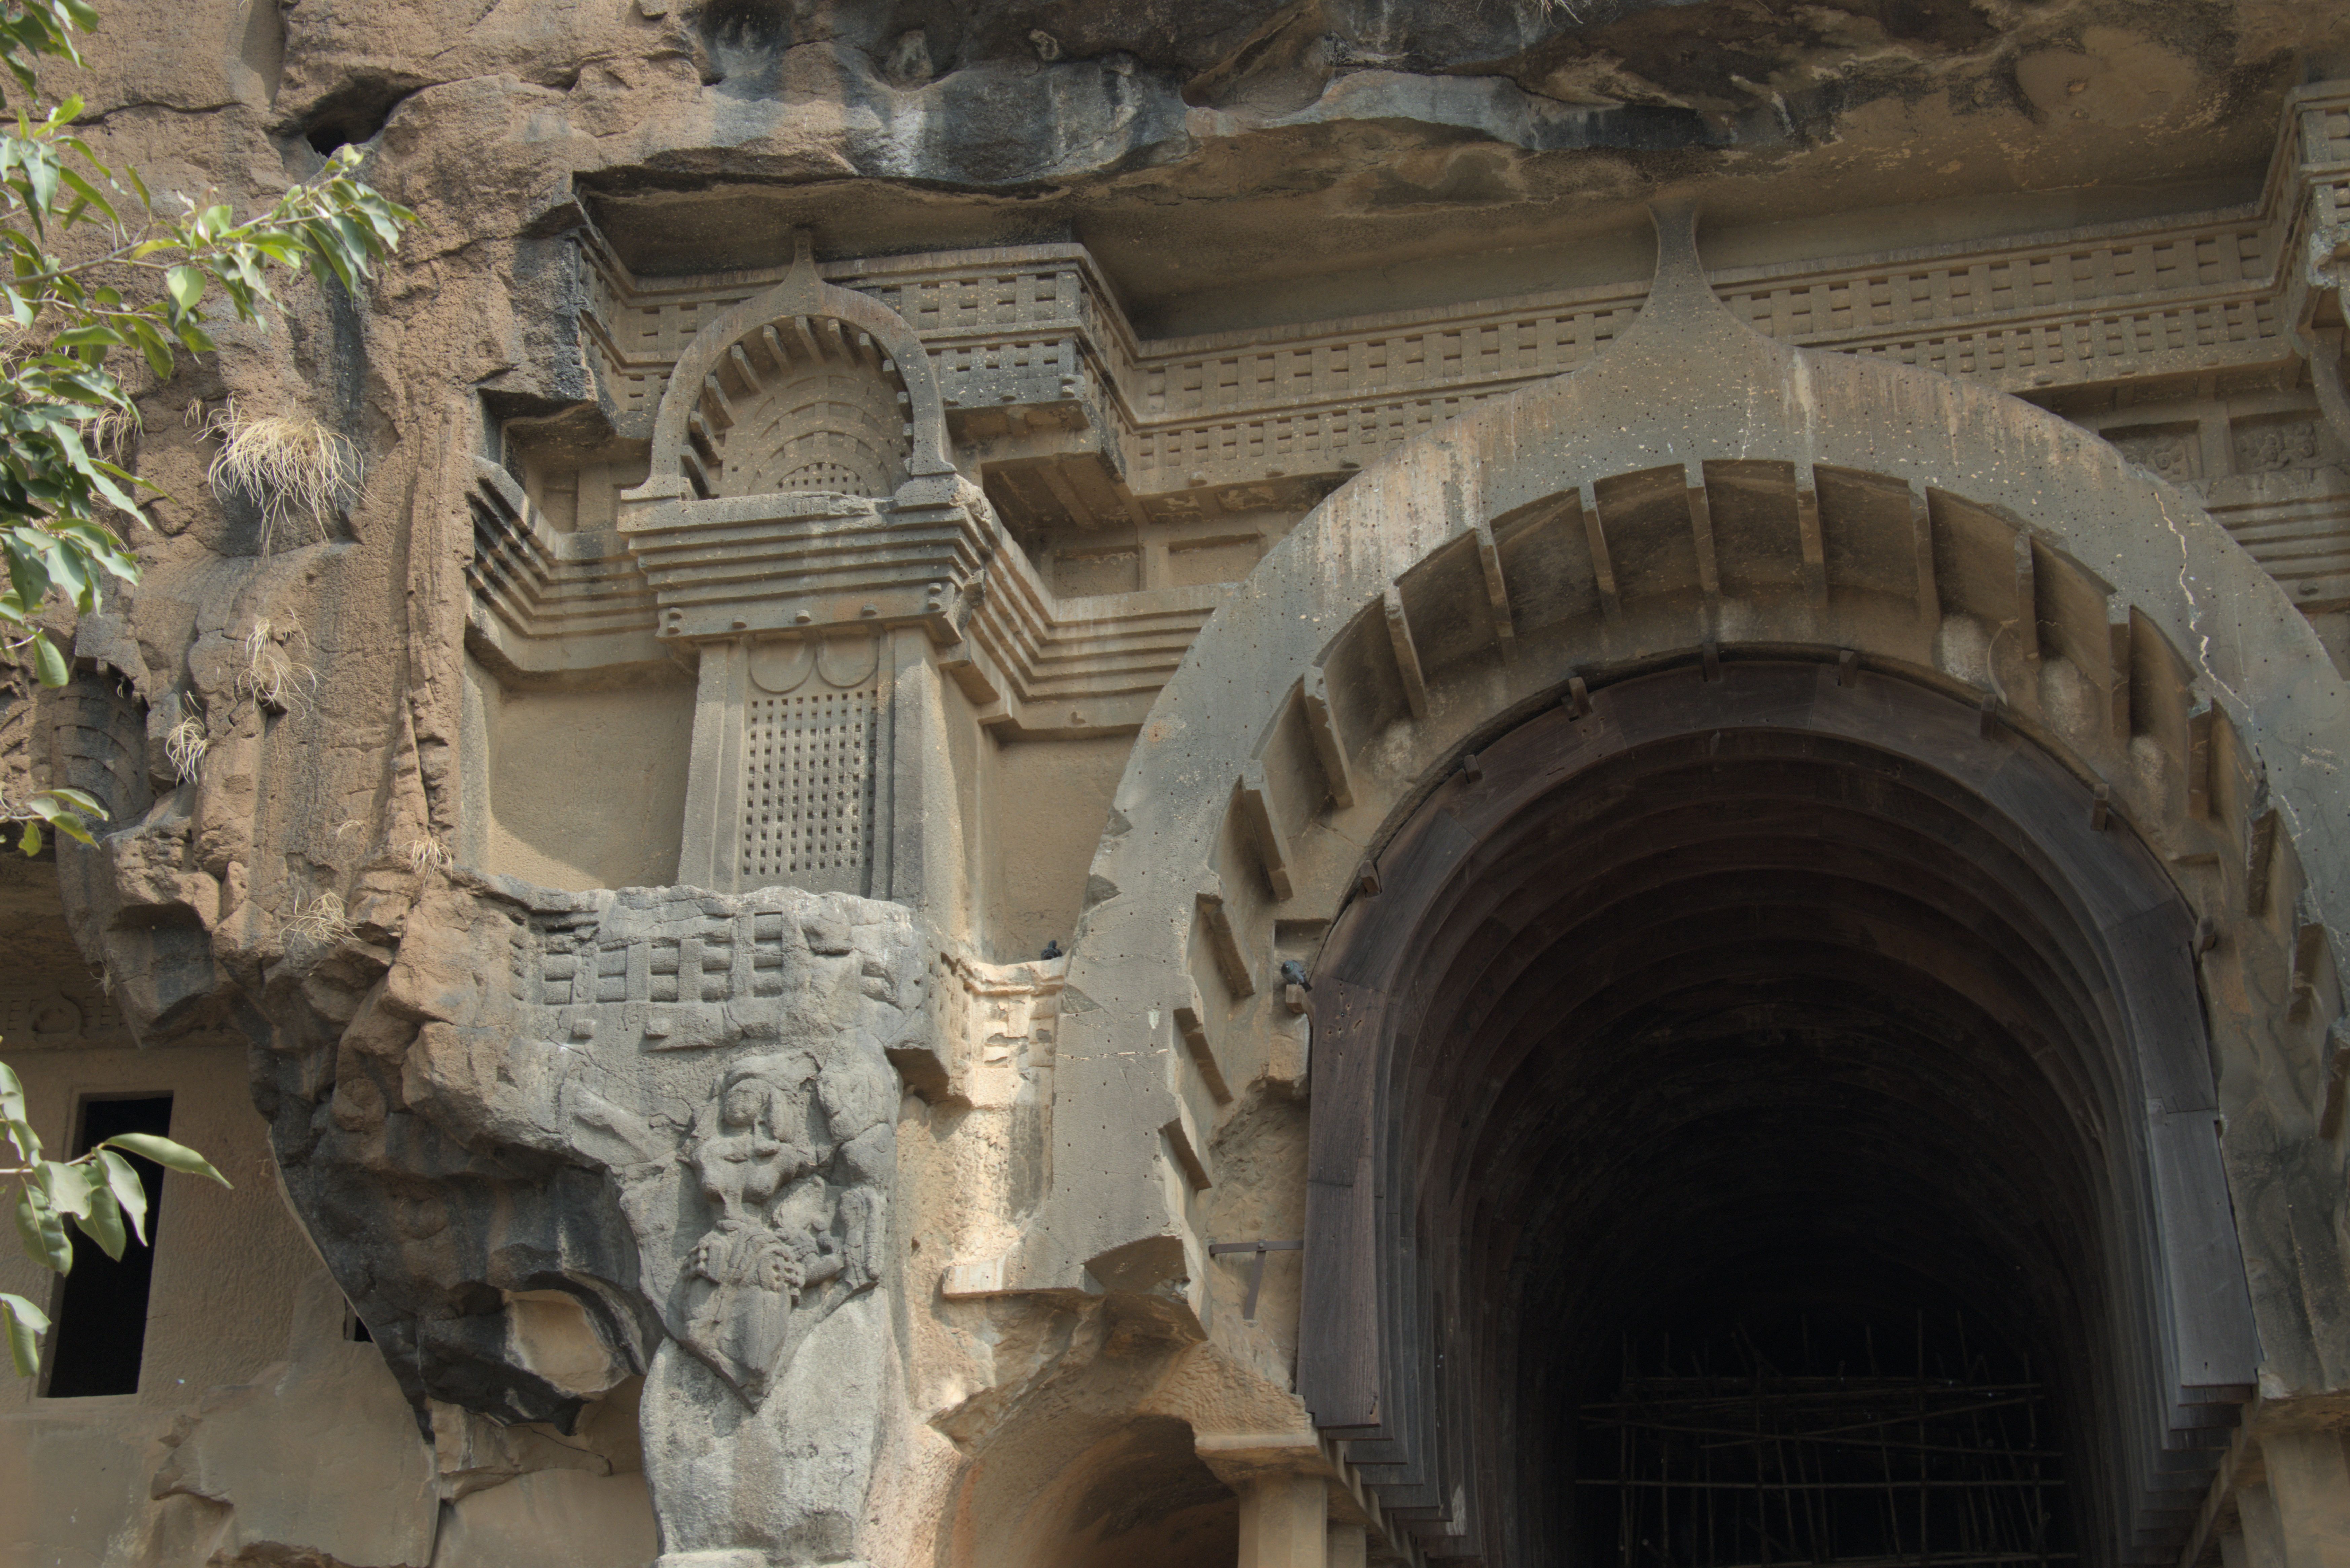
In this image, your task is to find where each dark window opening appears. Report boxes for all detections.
[44,1095,172,1398]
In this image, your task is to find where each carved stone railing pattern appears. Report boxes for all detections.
[482,86,2350,737]
[571,81,2349,513]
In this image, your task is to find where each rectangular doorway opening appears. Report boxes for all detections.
[43,1094,173,1398]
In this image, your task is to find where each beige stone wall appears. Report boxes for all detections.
[463,652,695,892]
[986,734,1132,961]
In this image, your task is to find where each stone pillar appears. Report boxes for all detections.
[1326,1521,1367,1568]
[2263,1430,2350,1568]
[1237,1475,1327,1568]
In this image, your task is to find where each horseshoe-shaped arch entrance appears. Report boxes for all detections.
[1011,211,2350,1568]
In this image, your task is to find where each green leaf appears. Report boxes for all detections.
[56,164,111,224]
[0,1061,22,1126]
[163,264,200,312]
[127,316,171,380]
[16,820,40,857]
[1,1292,48,1377]
[101,1132,230,1188]
[29,629,66,687]
[72,1184,122,1260]
[40,1159,95,1219]
[96,1149,145,1245]
[14,1184,70,1273]
[2,1117,39,1165]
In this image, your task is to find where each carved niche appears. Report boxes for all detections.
[695,319,911,500]
[614,234,991,900]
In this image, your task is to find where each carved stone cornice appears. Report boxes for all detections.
[571,82,2350,515]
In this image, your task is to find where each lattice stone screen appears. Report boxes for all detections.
[739,684,878,893]
[676,631,894,897]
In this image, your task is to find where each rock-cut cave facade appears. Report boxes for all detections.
[6,4,2350,1568]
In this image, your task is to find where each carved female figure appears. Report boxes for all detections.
[679,1055,830,1397]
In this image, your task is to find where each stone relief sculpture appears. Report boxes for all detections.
[673,1054,878,1401]
[255,874,930,1566]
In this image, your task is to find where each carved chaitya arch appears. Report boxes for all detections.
[1023,210,2350,1564]
[627,230,956,507]
[1296,663,2253,1566]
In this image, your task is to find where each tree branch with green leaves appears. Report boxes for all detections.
[0,0,414,1377]
[0,1059,229,1375]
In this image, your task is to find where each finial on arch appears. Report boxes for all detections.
[1644,199,1729,319]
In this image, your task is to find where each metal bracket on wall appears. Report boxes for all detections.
[1208,1239,1304,1320]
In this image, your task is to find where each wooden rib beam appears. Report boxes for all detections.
[728,343,761,396]
[2187,701,2214,818]
[1473,520,1517,665]
[2106,596,2134,743]
[1684,467,1720,607]
[1578,483,1622,620]
[2013,532,2042,664]
[1910,485,1940,631]
[2321,1018,2350,1139]
[2246,806,2281,915]
[787,316,824,362]
[1236,763,1296,900]
[1198,890,1255,997]
[1302,666,1358,810]
[1174,983,1234,1104]
[1796,462,1828,606]
[756,323,792,375]
[1384,587,1430,721]
[2291,906,2329,1020]
[700,375,736,429]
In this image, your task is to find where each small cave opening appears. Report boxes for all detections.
[45,1094,173,1398]
[295,77,413,156]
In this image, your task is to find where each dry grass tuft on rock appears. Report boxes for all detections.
[236,618,317,712]
[286,890,354,944]
[398,836,453,875]
[204,404,360,552]
[163,716,206,782]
